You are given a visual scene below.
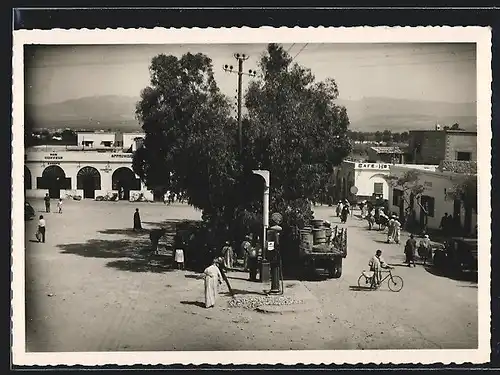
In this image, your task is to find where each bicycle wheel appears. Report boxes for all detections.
[358,274,370,288]
[388,275,404,292]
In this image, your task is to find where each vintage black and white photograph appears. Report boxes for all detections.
[12,27,491,366]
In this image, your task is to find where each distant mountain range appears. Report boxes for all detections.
[26,95,477,132]
[336,97,477,132]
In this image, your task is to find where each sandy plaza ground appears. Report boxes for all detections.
[23,198,478,352]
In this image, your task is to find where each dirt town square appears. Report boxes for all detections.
[25,198,477,352]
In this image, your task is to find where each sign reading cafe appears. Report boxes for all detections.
[357,163,390,169]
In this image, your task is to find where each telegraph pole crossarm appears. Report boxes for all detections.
[222,53,257,153]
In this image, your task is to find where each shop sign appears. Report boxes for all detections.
[111,154,132,158]
[356,163,390,169]
[44,153,63,160]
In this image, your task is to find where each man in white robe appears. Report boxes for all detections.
[203,258,223,308]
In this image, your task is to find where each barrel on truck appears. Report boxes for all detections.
[295,219,347,279]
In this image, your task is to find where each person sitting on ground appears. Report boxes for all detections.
[368,250,391,288]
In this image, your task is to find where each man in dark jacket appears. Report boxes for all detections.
[404,234,417,267]
[133,208,142,231]
[44,193,51,213]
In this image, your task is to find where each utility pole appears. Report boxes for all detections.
[223,53,257,153]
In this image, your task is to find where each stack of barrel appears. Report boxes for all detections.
[299,219,334,253]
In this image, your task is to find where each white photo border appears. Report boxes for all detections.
[12,26,492,366]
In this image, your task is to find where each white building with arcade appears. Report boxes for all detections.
[24,131,155,201]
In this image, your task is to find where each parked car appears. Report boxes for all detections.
[25,201,35,221]
[433,237,478,276]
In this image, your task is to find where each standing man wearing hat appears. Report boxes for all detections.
[241,235,252,271]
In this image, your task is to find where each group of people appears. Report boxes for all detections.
[44,193,63,214]
[220,234,262,281]
[202,234,265,308]
[364,204,434,268]
[403,233,433,267]
[386,215,402,244]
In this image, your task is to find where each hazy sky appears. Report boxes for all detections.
[25,43,476,106]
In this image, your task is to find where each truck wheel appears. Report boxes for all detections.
[331,258,342,279]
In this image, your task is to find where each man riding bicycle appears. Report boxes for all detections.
[368,250,392,288]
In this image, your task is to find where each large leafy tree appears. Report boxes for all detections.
[133,53,240,231]
[134,44,352,255]
[242,44,351,227]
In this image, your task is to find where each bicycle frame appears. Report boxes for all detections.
[358,267,404,292]
[378,270,395,284]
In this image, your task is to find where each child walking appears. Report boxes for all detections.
[175,248,185,270]
[57,198,63,214]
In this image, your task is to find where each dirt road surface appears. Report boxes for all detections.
[23,199,478,352]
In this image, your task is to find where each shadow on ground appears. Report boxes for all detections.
[180,301,206,308]
[97,228,149,237]
[142,219,199,228]
[349,285,373,292]
[424,265,478,283]
[57,238,178,273]
[106,258,175,273]
[185,274,202,279]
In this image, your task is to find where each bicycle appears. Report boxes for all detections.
[357,267,404,292]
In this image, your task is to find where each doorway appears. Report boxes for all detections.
[37,165,71,199]
[112,167,141,201]
[77,166,101,199]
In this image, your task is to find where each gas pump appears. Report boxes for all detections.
[267,224,283,294]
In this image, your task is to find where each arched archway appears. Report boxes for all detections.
[112,167,141,201]
[37,165,71,199]
[24,166,32,191]
[77,166,101,199]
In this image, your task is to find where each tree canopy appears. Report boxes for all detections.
[133,44,352,249]
[448,175,477,213]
